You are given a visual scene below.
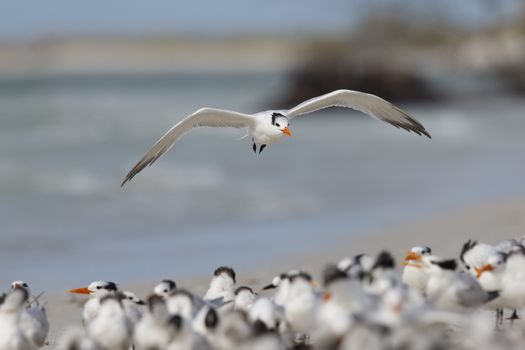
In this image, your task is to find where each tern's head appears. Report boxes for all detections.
[475,252,506,279]
[271,113,292,137]
[122,291,145,305]
[235,286,256,298]
[322,264,348,288]
[371,251,396,275]
[262,273,286,290]
[10,280,31,295]
[210,266,236,292]
[338,254,375,280]
[460,240,498,276]
[289,271,313,288]
[154,279,177,298]
[69,281,118,297]
[234,286,256,312]
[403,246,432,268]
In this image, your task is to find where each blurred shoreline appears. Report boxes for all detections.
[1,18,524,103]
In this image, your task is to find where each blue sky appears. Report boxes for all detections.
[1,0,523,40]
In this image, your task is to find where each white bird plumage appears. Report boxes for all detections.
[122,89,430,185]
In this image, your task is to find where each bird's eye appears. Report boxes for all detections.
[465,265,470,270]
[164,289,168,293]
[276,123,280,127]
[23,283,28,287]
[97,286,102,289]
[129,297,133,300]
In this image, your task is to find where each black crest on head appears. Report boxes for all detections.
[322,264,348,287]
[205,308,219,329]
[432,259,457,271]
[460,240,477,263]
[162,279,176,291]
[373,251,396,270]
[214,266,236,283]
[271,112,284,125]
[103,281,118,291]
[290,271,312,283]
[422,246,432,254]
[235,286,254,295]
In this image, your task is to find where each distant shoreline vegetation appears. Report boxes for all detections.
[0,12,524,104]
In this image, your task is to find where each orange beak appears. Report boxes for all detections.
[404,252,421,261]
[282,127,292,137]
[475,264,494,279]
[323,291,332,302]
[69,287,91,294]
[402,252,422,267]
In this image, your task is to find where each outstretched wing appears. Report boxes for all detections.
[122,108,255,186]
[285,89,431,138]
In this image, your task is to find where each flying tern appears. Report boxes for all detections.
[122,89,431,186]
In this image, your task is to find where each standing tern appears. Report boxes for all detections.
[69,281,119,323]
[402,246,432,295]
[121,291,145,325]
[204,266,237,310]
[422,256,499,312]
[122,89,431,186]
[10,281,49,348]
[0,286,33,350]
[477,250,525,324]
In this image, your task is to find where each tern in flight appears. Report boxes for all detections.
[122,89,431,186]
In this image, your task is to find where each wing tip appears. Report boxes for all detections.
[121,172,135,187]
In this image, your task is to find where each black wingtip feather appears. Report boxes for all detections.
[460,239,478,263]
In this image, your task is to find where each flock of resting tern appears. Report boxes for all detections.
[2,237,525,350]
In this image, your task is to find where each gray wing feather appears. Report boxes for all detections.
[122,108,254,186]
[285,89,431,138]
[455,273,490,308]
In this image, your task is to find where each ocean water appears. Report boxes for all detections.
[0,73,524,290]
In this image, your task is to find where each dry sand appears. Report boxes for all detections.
[43,196,525,348]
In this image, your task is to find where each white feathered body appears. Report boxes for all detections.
[86,300,132,350]
[20,305,49,348]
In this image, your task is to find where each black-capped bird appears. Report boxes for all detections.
[122,89,431,186]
